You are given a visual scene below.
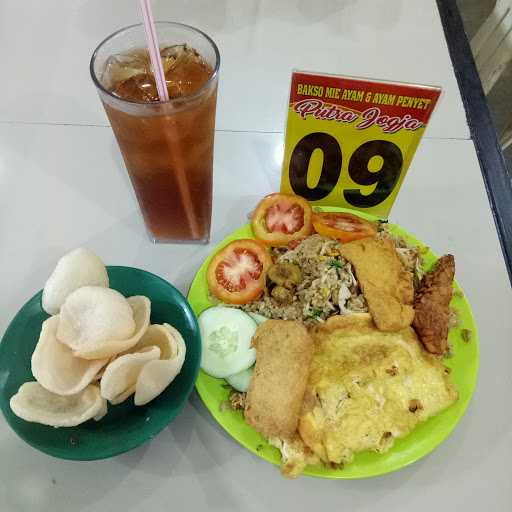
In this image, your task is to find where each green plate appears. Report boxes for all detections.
[0,266,201,460]
[188,208,479,478]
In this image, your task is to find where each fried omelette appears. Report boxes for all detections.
[298,314,458,466]
[413,255,455,355]
[244,320,314,439]
[340,238,414,332]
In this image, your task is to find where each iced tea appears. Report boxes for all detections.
[90,24,220,242]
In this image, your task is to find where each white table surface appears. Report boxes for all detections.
[1,1,511,511]
[0,0,468,139]
[1,125,511,511]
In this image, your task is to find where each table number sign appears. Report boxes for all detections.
[280,71,441,218]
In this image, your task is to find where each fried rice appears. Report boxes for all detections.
[241,235,367,324]
[239,226,424,325]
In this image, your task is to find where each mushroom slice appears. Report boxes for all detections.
[134,324,187,406]
[9,382,105,427]
[100,346,161,402]
[267,263,302,289]
[42,248,109,315]
[31,316,109,395]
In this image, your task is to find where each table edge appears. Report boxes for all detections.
[437,0,512,286]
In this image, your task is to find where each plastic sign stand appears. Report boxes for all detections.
[281,71,441,218]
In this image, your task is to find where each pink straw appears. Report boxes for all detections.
[138,0,201,239]
[138,0,169,102]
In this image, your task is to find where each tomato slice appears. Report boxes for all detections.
[312,212,377,243]
[251,193,313,246]
[207,239,272,304]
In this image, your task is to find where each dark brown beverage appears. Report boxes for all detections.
[91,24,220,243]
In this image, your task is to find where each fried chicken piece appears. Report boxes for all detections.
[413,255,455,355]
[340,238,415,332]
[244,320,314,439]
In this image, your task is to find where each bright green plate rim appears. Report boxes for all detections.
[0,266,201,461]
[188,207,479,479]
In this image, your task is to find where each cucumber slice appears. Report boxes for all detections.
[226,366,254,392]
[198,307,257,378]
[247,312,269,325]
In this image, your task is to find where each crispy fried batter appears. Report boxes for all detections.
[268,434,320,478]
[339,238,414,332]
[244,320,314,439]
[229,391,246,411]
[413,255,455,355]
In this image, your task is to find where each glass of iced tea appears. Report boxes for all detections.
[90,22,220,243]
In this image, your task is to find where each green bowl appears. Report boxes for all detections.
[0,266,201,460]
[188,209,479,479]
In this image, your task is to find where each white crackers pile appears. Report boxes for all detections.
[10,249,186,428]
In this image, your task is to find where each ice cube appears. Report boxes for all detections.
[101,50,150,90]
[160,45,212,99]
[160,44,188,73]
[102,46,212,102]
[111,73,160,103]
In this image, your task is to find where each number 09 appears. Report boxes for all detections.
[288,132,403,207]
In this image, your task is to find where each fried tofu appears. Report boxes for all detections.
[413,255,455,355]
[244,320,314,439]
[299,314,458,466]
[339,238,415,332]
